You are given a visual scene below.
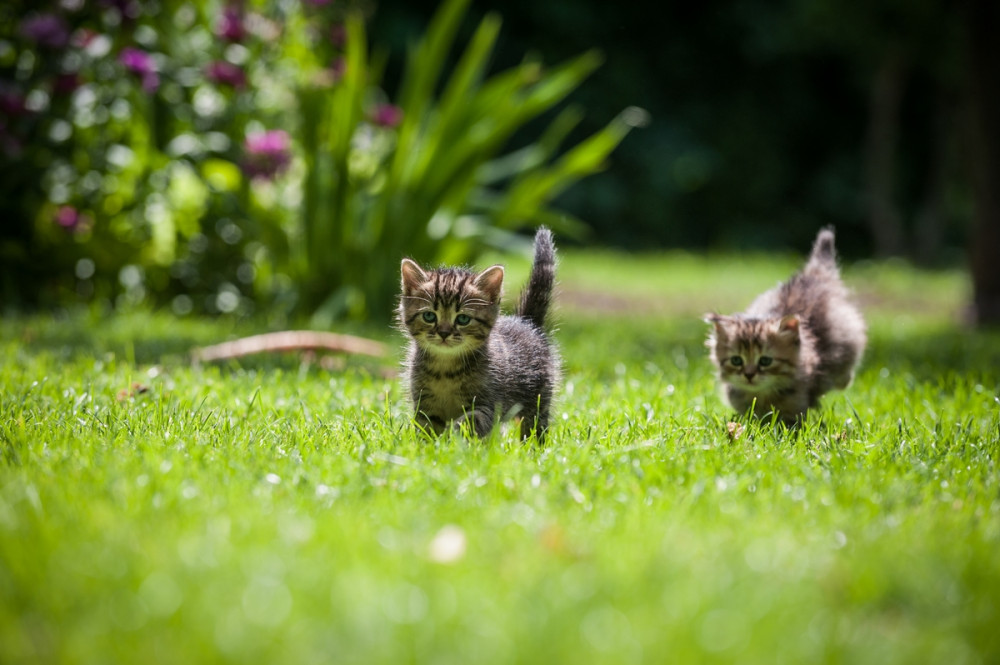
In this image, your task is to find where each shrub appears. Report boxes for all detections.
[290,0,644,322]
[0,0,641,322]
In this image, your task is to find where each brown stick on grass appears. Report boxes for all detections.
[193,330,387,363]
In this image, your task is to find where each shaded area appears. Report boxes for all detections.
[861,329,1000,386]
[3,0,1000,323]
[3,310,396,371]
[372,0,984,262]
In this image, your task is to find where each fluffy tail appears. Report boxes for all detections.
[516,227,556,329]
[806,226,838,273]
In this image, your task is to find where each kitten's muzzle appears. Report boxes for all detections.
[437,325,453,340]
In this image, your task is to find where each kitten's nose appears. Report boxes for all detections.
[744,370,757,382]
[438,328,452,340]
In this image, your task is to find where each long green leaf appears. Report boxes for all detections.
[412,13,503,185]
[495,108,643,228]
[391,0,470,183]
[291,0,640,320]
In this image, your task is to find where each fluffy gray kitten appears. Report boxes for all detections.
[705,227,867,425]
[398,228,560,440]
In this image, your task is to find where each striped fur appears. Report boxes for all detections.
[515,227,556,330]
[398,228,560,440]
[705,227,867,424]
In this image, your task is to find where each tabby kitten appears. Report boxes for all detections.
[398,228,560,440]
[705,227,866,425]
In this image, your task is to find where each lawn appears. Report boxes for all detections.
[1,250,998,664]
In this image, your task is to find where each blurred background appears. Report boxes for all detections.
[2,0,997,324]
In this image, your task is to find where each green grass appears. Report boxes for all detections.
[2,251,998,664]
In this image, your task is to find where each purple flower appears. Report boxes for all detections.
[53,72,82,96]
[0,87,28,116]
[205,61,247,89]
[216,5,246,42]
[329,23,346,49]
[369,104,403,128]
[55,206,92,233]
[242,130,291,180]
[20,14,71,49]
[55,206,79,229]
[119,47,153,75]
[119,47,159,92]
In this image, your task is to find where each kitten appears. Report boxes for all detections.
[398,228,560,440]
[705,227,866,425]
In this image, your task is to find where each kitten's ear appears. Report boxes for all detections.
[704,313,728,339]
[474,265,504,302]
[401,259,427,294]
[778,315,800,335]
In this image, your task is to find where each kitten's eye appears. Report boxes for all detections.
[422,311,437,323]
[758,356,773,368]
[729,356,744,367]
[455,314,472,326]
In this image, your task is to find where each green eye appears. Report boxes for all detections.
[758,356,773,368]
[729,356,743,367]
[422,311,437,323]
[455,314,472,326]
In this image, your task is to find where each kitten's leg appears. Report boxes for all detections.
[769,390,810,424]
[725,387,755,416]
[413,392,446,435]
[778,410,805,428]
[454,407,496,438]
[831,370,854,390]
[828,349,861,390]
[519,412,547,441]
[415,411,446,435]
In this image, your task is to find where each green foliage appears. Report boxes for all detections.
[0,0,312,313]
[1,0,636,322]
[380,0,970,258]
[1,253,998,663]
[292,0,641,322]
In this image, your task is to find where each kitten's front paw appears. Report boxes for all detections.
[415,413,448,437]
[453,409,495,439]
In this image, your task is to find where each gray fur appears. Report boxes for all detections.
[516,227,556,329]
[398,228,560,440]
[705,227,867,424]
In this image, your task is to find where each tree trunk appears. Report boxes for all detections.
[914,93,952,266]
[864,48,907,257]
[966,0,1000,325]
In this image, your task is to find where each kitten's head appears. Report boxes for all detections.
[399,258,503,357]
[705,314,801,393]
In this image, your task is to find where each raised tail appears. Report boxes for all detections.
[515,227,556,329]
[806,226,838,273]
